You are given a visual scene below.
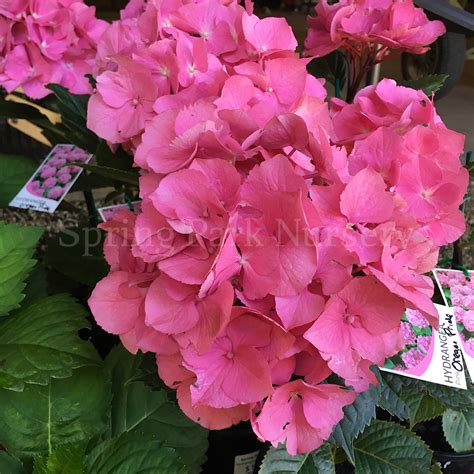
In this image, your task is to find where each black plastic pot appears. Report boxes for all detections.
[203,422,263,474]
[335,462,354,473]
[434,451,474,473]
[414,418,474,473]
[0,121,49,161]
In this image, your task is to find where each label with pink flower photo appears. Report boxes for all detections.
[433,268,474,380]
[9,144,92,213]
[97,201,141,222]
[381,304,467,389]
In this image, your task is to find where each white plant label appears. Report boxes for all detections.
[9,144,92,213]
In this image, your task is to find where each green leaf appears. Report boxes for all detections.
[95,140,134,171]
[330,385,379,465]
[104,346,158,438]
[379,373,474,412]
[32,457,48,473]
[59,118,98,155]
[131,397,208,469]
[0,222,43,316]
[46,84,88,121]
[33,443,86,474]
[71,170,114,192]
[400,392,445,428]
[23,264,49,304]
[424,383,474,411]
[377,373,408,420]
[75,163,139,186]
[258,443,335,474]
[133,351,171,394]
[105,347,208,469]
[442,408,474,453]
[0,91,96,153]
[307,51,346,87]
[33,120,67,147]
[310,443,336,474]
[0,154,37,207]
[45,85,99,153]
[0,294,100,391]
[0,366,110,459]
[258,444,311,473]
[400,74,448,95]
[430,463,442,474]
[84,433,188,474]
[0,97,47,120]
[0,451,26,473]
[43,227,108,287]
[354,420,432,474]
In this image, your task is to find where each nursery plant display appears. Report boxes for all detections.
[0,0,473,473]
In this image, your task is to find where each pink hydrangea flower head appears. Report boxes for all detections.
[304,0,348,57]
[372,1,446,54]
[304,0,445,58]
[86,0,468,452]
[0,0,106,98]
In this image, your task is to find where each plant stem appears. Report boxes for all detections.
[83,189,99,227]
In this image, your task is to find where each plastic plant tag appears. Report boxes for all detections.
[381,304,467,389]
[233,451,259,474]
[9,144,92,213]
[97,201,141,222]
[433,268,474,380]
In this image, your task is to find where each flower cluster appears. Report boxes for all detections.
[87,0,467,454]
[0,0,107,99]
[395,310,432,370]
[437,270,474,346]
[305,0,446,58]
[26,145,89,200]
[304,0,446,101]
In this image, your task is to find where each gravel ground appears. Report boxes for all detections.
[0,200,91,259]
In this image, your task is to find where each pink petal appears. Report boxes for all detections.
[145,275,200,334]
[340,167,394,224]
[275,286,325,330]
[88,271,142,334]
[177,381,250,429]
